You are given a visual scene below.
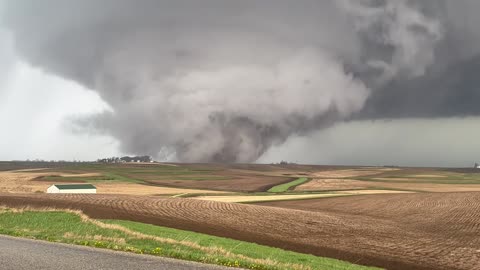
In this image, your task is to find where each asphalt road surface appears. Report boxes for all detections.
[0,235,234,270]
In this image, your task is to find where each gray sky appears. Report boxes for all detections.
[259,118,480,167]
[1,1,480,166]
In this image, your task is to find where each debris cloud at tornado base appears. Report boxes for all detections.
[2,0,480,162]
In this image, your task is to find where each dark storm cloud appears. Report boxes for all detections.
[0,0,14,87]
[357,0,480,118]
[1,0,478,162]
[360,56,480,118]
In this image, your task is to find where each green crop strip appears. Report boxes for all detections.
[267,178,310,193]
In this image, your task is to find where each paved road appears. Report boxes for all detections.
[0,235,233,270]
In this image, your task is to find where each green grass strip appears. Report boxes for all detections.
[268,177,309,193]
[0,209,379,270]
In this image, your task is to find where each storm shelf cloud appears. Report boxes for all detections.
[1,0,480,163]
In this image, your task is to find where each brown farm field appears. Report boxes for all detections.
[33,162,302,192]
[295,167,480,192]
[10,162,480,194]
[1,162,480,269]
[5,163,480,194]
[0,192,479,270]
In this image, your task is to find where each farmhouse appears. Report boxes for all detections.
[47,184,97,194]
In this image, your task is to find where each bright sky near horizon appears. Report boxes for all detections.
[0,60,120,161]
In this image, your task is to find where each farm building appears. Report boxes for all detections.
[47,184,97,194]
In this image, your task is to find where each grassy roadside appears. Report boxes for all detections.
[0,208,380,270]
[268,178,309,193]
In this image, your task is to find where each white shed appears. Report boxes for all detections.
[47,184,97,194]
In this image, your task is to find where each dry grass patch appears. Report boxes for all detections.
[12,168,49,172]
[0,171,52,193]
[95,183,230,195]
[410,174,447,178]
[337,190,413,195]
[194,193,349,203]
[311,168,395,178]
[371,177,416,181]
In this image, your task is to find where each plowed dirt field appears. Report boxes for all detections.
[1,192,479,270]
[145,174,291,192]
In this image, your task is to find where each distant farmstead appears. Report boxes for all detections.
[47,184,97,194]
[97,155,153,163]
